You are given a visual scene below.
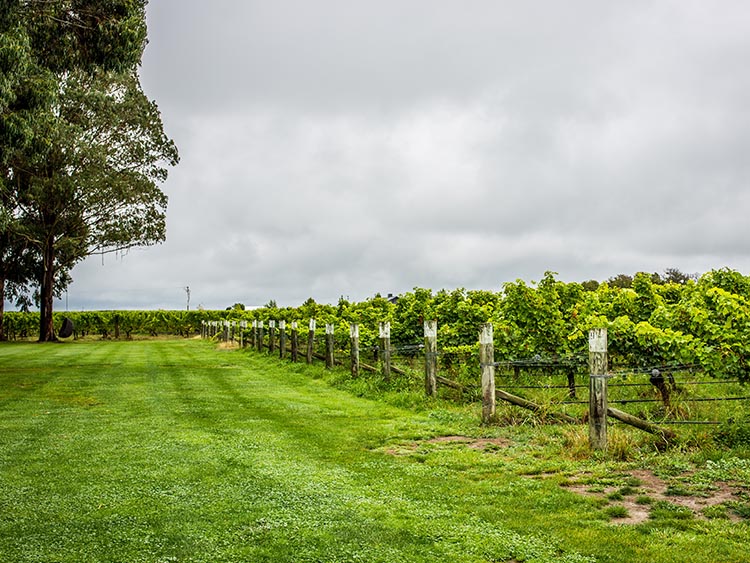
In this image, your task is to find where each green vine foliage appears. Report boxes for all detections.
[4,268,750,382]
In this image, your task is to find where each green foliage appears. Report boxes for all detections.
[6,268,750,383]
[716,418,750,448]
[1,2,175,342]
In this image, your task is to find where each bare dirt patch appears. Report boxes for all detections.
[384,435,511,456]
[563,469,743,524]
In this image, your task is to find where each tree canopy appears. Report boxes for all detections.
[0,1,178,341]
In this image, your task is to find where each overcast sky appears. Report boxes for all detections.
[56,0,750,311]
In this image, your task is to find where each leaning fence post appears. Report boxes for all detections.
[325,324,335,369]
[279,321,286,359]
[306,319,316,364]
[424,320,438,397]
[257,321,264,352]
[380,322,391,380]
[291,321,299,362]
[588,328,609,451]
[480,323,496,424]
[268,320,276,353]
[350,323,360,378]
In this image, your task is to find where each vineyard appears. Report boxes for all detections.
[5,268,750,383]
[4,268,749,444]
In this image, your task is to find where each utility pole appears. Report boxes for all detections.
[185,286,191,311]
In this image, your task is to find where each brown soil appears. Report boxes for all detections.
[563,469,742,524]
[384,435,510,456]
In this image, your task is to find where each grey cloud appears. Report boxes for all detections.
[43,0,750,312]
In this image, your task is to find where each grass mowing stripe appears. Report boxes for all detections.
[0,339,748,562]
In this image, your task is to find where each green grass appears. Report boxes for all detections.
[0,339,749,562]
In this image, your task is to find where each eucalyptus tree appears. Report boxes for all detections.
[1,1,177,341]
[8,69,178,341]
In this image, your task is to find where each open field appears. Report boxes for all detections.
[1,339,749,562]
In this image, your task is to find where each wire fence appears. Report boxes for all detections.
[204,320,748,438]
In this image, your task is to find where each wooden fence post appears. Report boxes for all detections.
[279,321,286,359]
[251,320,258,349]
[291,321,299,362]
[380,322,391,380]
[268,320,276,353]
[424,320,438,397]
[588,328,609,451]
[480,323,496,424]
[239,320,247,347]
[350,323,360,378]
[306,319,316,364]
[325,324,335,369]
[257,321,264,352]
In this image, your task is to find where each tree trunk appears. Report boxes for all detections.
[39,237,57,342]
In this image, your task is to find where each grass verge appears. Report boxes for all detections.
[0,339,748,562]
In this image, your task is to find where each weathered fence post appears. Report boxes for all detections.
[268,320,276,353]
[588,328,609,451]
[240,320,247,347]
[379,322,391,380]
[257,321,264,352]
[291,321,299,362]
[480,323,496,424]
[223,321,230,343]
[279,321,286,359]
[350,323,360,378]
[231,321,237,343]
[424,320,438,397]
[251,320,258,349]
[325,324,335,369]
[306,319,316,364]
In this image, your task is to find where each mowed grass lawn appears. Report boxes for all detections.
[0,339,748,563]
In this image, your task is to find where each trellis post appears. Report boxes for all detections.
[588,328,609,451]
[291,321,299,362]
[480,323,495,424]
[268,320,276,353]
[279,321,286,359]
[251,320,258,349]
[379,322,391,380]
[325,324,335,369]
[240,320,247,347]
[257,321,264,352]
[424,320,438,397]
[306,319,316,364]
[350,324,360,378]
